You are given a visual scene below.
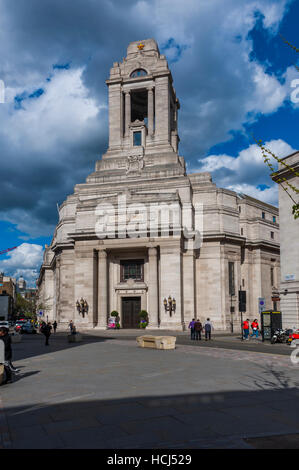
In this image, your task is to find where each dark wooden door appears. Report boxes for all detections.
[122,297,141,328]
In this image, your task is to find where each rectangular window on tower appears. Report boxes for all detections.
[133,131,142,146]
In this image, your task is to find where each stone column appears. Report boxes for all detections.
[154,76,170,146]
[182,249,196,329]
[98,250,108,329]
[108,84,122,149]
[125,91,131,137]
[148,247,159,328]
[148,88,154,136]
[160,242,182,330]
[74,245,95,328]
[174,103,178,131]
[55,255,61,324]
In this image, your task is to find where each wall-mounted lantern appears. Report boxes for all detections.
[76,298,88,318]
[163,296,176,317]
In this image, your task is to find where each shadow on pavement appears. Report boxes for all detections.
[2,384,299,449]
[93,328,291,356]
[10,332,114,362]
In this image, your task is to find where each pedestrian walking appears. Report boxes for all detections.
[188,318,196,340]
[0,327,19,383]
[203,318,213,341]
[194,319,202,340]
[243,319,250,340]
[53,321,57,334]
[41,322,52,346]
[251,319,259,338]
[69,320,74,334]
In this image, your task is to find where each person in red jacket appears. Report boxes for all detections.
[243,319,250,340]
[251,319,259,338]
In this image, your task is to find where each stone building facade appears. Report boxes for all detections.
[273,151,299,329]
[0,273,16,321]
[0,273,16,299]
[37,39,280,330]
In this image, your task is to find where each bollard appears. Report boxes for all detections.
[67,333,82,343]
[11,333,22,344]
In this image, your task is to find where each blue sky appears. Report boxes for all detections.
[0,0,298,285]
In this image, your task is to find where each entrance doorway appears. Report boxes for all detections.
[122,297,141,329]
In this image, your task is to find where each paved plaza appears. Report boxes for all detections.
[1,330,299,449]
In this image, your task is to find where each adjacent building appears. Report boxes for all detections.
[273,151,299,329]
[38,39,280,331]
[16,276,27,297]
[0,273,16,321]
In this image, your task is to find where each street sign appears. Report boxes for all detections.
[285,274,295,281]
[258,297,266,314]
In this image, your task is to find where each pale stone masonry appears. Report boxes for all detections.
[273,151,299,329]
[37,39,280,331]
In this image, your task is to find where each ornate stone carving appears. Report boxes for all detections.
[126,154,145,175]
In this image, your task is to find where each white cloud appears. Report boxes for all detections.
[3,67,103,153]
[260,1,289,31]
[0,66,106,237]
[200,139,295,173]
[0,243,44,270]
[197,138,296,206]
[227,183,278,205]
[249,63,289,114]
[0,243,44,286]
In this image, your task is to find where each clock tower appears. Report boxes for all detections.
[95,39,183,179]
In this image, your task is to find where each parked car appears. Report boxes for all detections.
[21,322,37,334]
[15,320,28,333]
[0,321,10,330]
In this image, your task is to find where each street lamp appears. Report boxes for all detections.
[163,296,176,317]
[76,298,88,318]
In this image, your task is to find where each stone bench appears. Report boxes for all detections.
[137,335,176,350]
[67,333,83,343]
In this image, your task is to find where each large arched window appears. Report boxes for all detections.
[130,69,147,78]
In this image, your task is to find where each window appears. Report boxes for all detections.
[241,228,244,236]
[121,260,144,282]
[133,131,142,146]
[131,89,148,122]
[228,262,235,296]
[271,231,274,239]
[262,212,265,219]
[130,69,147,78]
[273,216,276,223]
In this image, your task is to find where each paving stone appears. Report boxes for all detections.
[1,333,299,449]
